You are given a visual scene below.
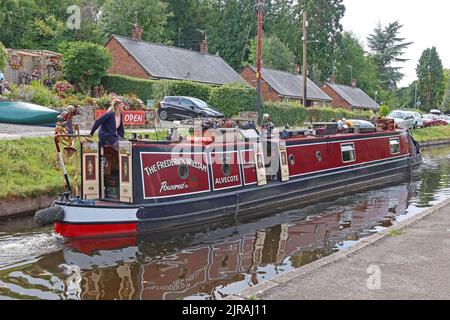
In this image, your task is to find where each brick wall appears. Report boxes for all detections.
[240,66,282,102]
[106,38,150,79]
[320,84,351,110]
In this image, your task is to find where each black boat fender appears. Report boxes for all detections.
[34,206,65,227]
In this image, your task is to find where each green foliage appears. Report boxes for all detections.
[367,21,412,90]
[158,81,211,102]
[412,126,450,143]
[335,32,380,98]
[262,102,307,126]
[28,81,56,106]
[247,34,295,72]
[305,107,373,123]
[60,41,112,94]
[416,47,445,111]
[209,83,257,117]
[102,75,157,101]
[0,137,79,199]
[0,41,7,71]
[101,0,171,43]
[379,105,391,117]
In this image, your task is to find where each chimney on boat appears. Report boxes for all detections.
[132,24,143,41]
[352,79,357,88]
[293,64,300,75]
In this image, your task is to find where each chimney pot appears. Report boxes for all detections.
[132,24,143,41]
[200,38,208,54]
[329,74,336,84]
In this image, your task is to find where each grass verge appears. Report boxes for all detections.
[412,126,450,143]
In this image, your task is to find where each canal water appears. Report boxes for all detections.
[1,146,450,300]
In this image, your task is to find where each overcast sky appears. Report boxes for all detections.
[341,0,450,88]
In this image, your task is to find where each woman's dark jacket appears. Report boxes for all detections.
[90,111,124,146]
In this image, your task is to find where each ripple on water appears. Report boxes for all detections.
[0,233,63,267]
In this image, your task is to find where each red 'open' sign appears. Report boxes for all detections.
[94,110,146,125]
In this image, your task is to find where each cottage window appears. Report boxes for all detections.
[390,138,400,155]
[341,143,356,163]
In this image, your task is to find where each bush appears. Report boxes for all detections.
[154,80,211,101]
[60,41,112,94]
[0,41,7,71]
[305,107,373,123]
[262,102,307,126]
[208,83,257,117]
[102,74,156,101]
[380,105,390,117]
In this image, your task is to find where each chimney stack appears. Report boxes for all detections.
[293,64,300,75]
[329,74,336,84]
[200,38,208,54]
[132,24,143,41]
[352,79,357,88]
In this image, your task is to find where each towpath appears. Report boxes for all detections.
[226,198,450,300]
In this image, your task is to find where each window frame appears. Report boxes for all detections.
[389,138,401,155]
[341,142,356,164]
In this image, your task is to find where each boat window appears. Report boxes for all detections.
[341,143,356,163]
[178,165,190,180]
[316,151,322,162]
[390,138,400,154]
[289,154,296,166]
[222,163,231,176]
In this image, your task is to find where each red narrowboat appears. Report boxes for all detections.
[35,118,422,238]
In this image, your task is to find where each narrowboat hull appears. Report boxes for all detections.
[53,129,422,238]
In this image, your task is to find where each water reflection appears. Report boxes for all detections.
[1,145,450,300]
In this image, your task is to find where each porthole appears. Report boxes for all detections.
[289,154,296,166]
[222,163,231,176]
[316,151,322,162]
[178,165,189,179]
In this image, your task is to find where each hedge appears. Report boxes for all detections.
[102,74,156,101]
[208,84,257,117]
[261,103,375,127]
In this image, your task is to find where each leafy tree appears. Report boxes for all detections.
[166,0,206,51]
[247,34,295,72]
[60,41,111,94]
[440,70,450,112]
[298,0,346,82]
[20,16,66,51]
[334,32,379,98]
[367,21,412,90]
[0,42,7,71]
[416,47,444,110]
[204,0,257,70]
[101,0,171,43]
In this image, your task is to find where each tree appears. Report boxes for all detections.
[440,69,450,112]
[204,0,257,70]
[334,32,379,98]
[60,41,111,94]
[101,0,171,43]
[0,42,7,71]
[367,21,412,90]
[416,47,444,110]
[247,34,295,71]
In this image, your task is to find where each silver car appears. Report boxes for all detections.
[411,112,424,128]
[388,110,415,130]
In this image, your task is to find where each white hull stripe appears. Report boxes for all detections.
[63,206,139,223]
[287,134,407,148]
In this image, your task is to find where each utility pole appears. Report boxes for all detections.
[302,2,308,107]
[414,81,418,108]
[256,0,264,119]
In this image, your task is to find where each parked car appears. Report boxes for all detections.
[410,112,424,128]
[158,96,225,121]
[422,114,447,127]
[430,109,443,115]
[387,110,415,130]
